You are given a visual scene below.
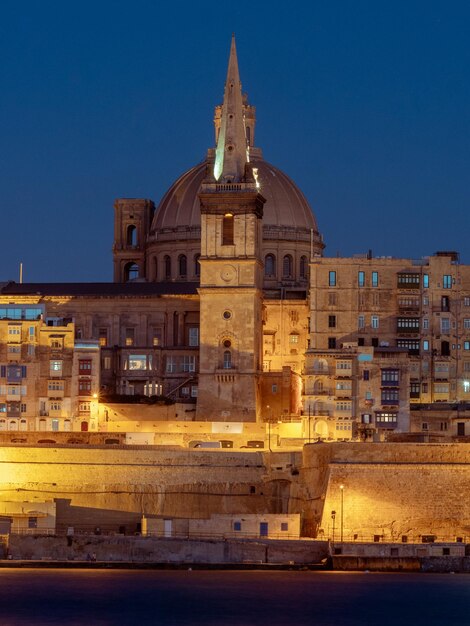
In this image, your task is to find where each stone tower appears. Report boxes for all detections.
[196,36,266,422]
[113,199,155,282]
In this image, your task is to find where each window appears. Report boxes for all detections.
[423,296,429,307]
[79,401,91,413]
[336,401,352,412]
[188,327,199,347]
[443,275,452,289]
[50,360,62,376]
[125,328,135,347]
[464,342,470,351]
[423,274,429,288]
[20,403,26,413]
[397,317,419,331]
[282,255,293,278]
[48,380,64,391]
[381,369,399,385]
[423,340,429,351]
[223,350,232,369]
[103,356,111,370]
[79,359,92,375]
[98,328,108,347]
[371,315,379,329]
[397,273,420,288]
[191,386,198,398]
[272,384,278,393]
[464,319,470,330]
[397,340,420,354]
[166,356,176,373]
[265,254,276,277]
[381,389,399,405]
[358,315,365,330]
[362,414,372,424]
[281,523,288,532]
[464,297,470,307]
[126,224,137,246]
[79,380,91,395]
[222,214,234,245]
[441,341,450,356]
[182,355,196,373]
[124,262,139,282]
[128,355,147,370]
[328,315,336,328]
[329,271,336,287]
[422,318,429,330]
[372,272,379,287]
[234,521,241,531]
[164,255,171,280]
[28,516,38,529]
[410,383,420,398]
[152,328,163,347]
[178,254,187,278]
[328,292,337,306]
[441,318,450,333]
[50,400,61,411]
[289,334,299,344]
[375,412,398,425]
[328,337,336,349]
[363,370,369,381]
[358,271,365,287]
[441,296,450,312]
[300,256,308,280]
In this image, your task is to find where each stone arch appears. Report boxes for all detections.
[124,262,139,282]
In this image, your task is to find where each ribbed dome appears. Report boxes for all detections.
[150,157,320,235]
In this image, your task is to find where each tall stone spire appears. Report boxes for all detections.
[213,35,248,183]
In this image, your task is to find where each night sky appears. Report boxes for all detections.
[1,1,469,282]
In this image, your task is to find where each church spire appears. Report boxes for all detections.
[213,35,248,182]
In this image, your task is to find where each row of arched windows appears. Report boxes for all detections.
[161,254,200,281]
[265,254,309,280]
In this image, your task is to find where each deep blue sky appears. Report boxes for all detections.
[1,1,469,282]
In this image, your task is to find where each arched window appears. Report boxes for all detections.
[283,255,293,278]
[164,255,172,280]
[178,254,187,278]
[265,254,276,277]
[222,213,234,245]
[223,350,232,369]
[194,254,201,277]
[126,225,137,246]
[124,262,139,282]
[300,255,308,280]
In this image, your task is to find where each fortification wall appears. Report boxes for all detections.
[302,443,470,541]
[0,446,301,533]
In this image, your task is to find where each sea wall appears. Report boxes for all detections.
[302,443,470,541]
[7,535,328,565]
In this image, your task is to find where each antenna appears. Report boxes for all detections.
[19,262,23,284]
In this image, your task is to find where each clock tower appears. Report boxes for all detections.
[196,36,266,422]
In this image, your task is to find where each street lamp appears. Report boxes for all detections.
[331,510,336,545]
[340,484,344,543]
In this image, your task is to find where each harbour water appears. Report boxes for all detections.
[0,569,468,625]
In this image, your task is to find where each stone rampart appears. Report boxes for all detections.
[302,443,470,541]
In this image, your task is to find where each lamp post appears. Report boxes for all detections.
[340,484,344,543]
[331,510,336,546]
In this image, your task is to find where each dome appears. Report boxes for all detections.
[150,156,321,237]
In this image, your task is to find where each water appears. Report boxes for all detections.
[0,569,468,625]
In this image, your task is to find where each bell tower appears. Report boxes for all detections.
[196,36,266,422]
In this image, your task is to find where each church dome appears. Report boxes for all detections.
[150,156,321,237]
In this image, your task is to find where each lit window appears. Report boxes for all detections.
[443,275,452,289]
[372,272,379,287]
[329,271,336,287]
[50,360,62,375]
[371,315,379,329]
[222,214,234,245]
[423,340,429,351]
[423,274,429,288]
[358,271,365,287]
[128,355,147,370]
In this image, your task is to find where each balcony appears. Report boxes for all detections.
[335,388,352,399]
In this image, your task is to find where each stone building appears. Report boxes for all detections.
[0,302,99,432]
[0,38,470,441]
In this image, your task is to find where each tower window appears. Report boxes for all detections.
[283,255,293,279]
[223,350,232,369]
[164,255,172,280]
[124,262,139,282]
[265,254,276,277]
[126,225,137,247]
[222,214,234,245]
[178,254,187,278]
